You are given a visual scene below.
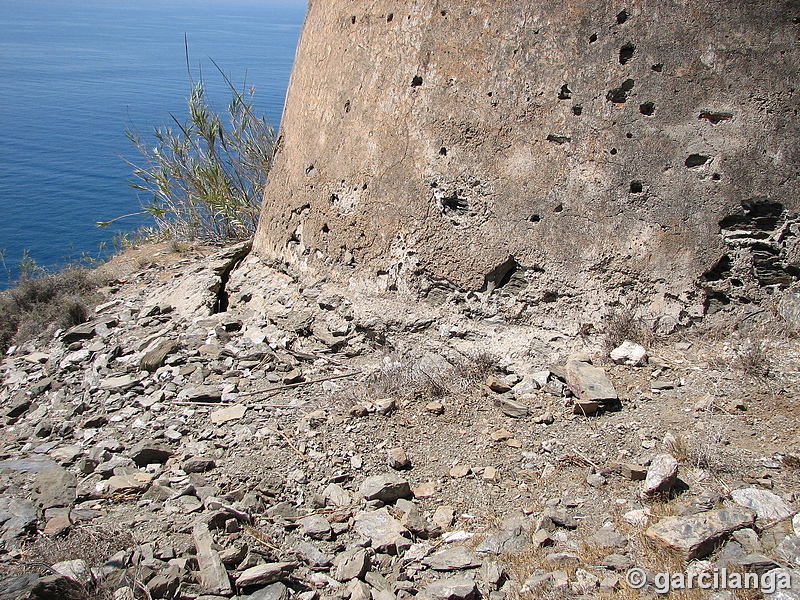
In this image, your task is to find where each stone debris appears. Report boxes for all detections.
[425,577,478,600]
[0,244,797,600]
[448,465,471,478]
[496,397,529,418]
[194,521,234,594]
[776,535,800,567]
[106,472,152,493]
[140,338,180,372]
[425,401,445,415]
[333,547,370,581]
[236,562,296,588]
[210,404,248,424]
[130,440,173,466]
[299,514,332,540]
[354,507,408,551]
[486,375,512,393]
[34,466,77,509]
[612,461,647,480]
[387,447,411,470]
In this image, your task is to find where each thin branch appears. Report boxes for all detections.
[239,371,360,397]
[264,426,305,458]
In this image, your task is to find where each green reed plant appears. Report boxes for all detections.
[114,61,275,243]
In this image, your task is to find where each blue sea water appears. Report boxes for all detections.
[0,0,306,286]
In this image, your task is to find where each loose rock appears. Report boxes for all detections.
[359,473,412,502]
[645,509,756,560]
[642,454,679,497]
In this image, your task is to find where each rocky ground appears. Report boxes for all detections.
[1,242,799,600]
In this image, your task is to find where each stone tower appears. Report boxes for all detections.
[253,0,799,328]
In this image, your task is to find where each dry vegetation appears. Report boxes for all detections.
[1,526,137,600]
[0,267,105,354]
[602,309,656,354]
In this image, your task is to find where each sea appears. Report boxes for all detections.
[0,0,306,287]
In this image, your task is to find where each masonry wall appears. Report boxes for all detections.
[253,0,799,326]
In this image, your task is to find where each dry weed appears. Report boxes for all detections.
[664,432,690,462]
[735,338,770,378]
[603,309,654,354]
[685,420,730,472]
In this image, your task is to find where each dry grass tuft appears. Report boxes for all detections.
[19,526,135,571]
[603,309,654,354]
[685,420,730,472]
[0,526,137,600]
[361,351,497,402]
[664,432,690,462]
[735,338,770,378]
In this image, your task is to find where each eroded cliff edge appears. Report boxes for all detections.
[254,0,800,329]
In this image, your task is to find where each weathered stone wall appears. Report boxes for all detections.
[254,0,799,326]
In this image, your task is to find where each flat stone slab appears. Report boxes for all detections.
[0,497,38,540]
[295,541,332,568]
[99,374,139,392]
[245,582,290,600]
[193,521,233,595]
[0,456,58,473]
[730,488,793,522]
[130,440,173,466]
[107,472,153,493]
[423,546,481,571]
[354,507,407,544]
[34,466,77,510]
[566,360,618,404]
[497,397,529,418]
[645,509,755,560]
[475,521,529,555]
[299,514,332,540]
[359,473,412,502]
[611,461,647,480]
[61,323,96,344]
[333,547,370,582]
[181,385,224,403]
[236,562,296,587]
[210,404,247,424]
[425,578,478,600]
[140,339,180,372]
[777,535,800,567]
[323,483,351,506]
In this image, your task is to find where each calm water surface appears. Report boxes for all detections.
[0,0,306,285]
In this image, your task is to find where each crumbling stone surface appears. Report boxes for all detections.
[254,0,799,327]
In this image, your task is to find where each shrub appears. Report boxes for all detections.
[118,62,275,243]
[0,267,103,354]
